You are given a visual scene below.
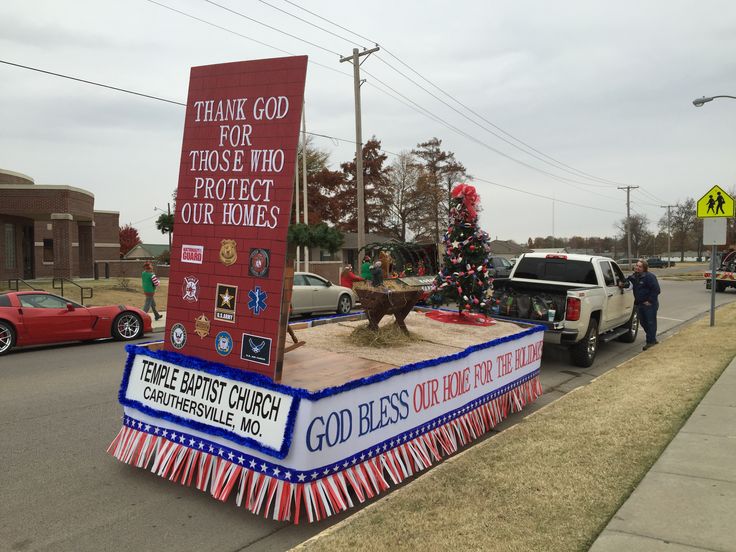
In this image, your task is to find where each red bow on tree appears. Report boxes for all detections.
[451,183,480,220]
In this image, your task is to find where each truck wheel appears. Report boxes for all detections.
[715,281,726,292]
[617,309,639,343]
[571,319,598,368]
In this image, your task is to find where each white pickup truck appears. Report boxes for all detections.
[490,253,637,367]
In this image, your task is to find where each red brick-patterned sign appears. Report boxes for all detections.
[164,56,308,379]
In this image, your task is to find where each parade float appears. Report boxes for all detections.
[108,55,544,523]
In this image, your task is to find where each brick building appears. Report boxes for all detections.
[0,168,119,280]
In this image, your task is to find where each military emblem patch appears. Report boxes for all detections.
[214,283,238,323]
[170,323,187,349]
[215,331,233,356]
[248,248,270,278]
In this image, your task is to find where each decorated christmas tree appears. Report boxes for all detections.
[430,183,492,314]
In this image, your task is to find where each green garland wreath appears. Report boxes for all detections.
[287,223,344,254]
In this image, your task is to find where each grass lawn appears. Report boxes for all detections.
[0,278,170,310]
[299,302,736,552]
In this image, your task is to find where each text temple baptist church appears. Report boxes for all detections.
[0,168,119,280]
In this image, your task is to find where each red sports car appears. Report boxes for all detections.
[0,291,152,355]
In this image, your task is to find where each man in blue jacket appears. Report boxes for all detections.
[626,259,661,350]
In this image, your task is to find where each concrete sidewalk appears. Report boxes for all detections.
[590,357,736,551]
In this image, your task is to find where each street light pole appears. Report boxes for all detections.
[691,93,735,326]
[693,95,736,107]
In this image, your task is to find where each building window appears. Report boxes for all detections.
[43,239,54,263]
[4,224,16,269]
[319,249,333,261]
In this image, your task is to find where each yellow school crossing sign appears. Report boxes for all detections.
[697,185,734,218]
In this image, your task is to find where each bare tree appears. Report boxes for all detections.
[660,198,697,261]
[616,213,651,257]
[385,151,423,241]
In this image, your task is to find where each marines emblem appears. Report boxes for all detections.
[248,248,270,278]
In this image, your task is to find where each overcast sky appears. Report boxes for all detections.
[2,1,735,245]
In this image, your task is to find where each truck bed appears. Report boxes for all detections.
[490,278,597,323]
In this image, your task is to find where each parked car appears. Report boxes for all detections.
[488,256,514,278]
[646,257,675,268]
[0,291,152,355]
[291,272,357,317]
[615,258,638,268]
[617,257,674,269]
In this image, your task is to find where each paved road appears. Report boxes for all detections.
[0,279,733,552]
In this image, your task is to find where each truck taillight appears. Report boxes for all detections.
[566,297,581,321]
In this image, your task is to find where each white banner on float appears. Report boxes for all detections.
[124,354,293,452]
[288,329,543,470]
[121,327,543,473]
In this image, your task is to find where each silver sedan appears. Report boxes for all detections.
[291,272,357,316]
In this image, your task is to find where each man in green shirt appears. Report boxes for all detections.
[141,262,162,321]
[360,255,372,280]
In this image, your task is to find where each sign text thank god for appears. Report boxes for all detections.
[164,57,308,379]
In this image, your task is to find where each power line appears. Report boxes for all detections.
[269,0,678,205]
[474,177,621,215]
[0,59,185,106]
[201,0,342,57]
[279,0,375,45]
[146,0,350,78]
[254,0,366,48]
[274,0,629,189]
[378,47,629,187]
[165,0,665,199]
[0,58,625,216]
[198,0,630,191]
[374,53,618,189]
[638,186,668,204]
[360,67,621,190]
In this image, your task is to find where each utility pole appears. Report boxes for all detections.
[166,203,172,256]
[294,160,300,269]
[340,46,379,255]
[661,204,675,267]
[618,186,639,268]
